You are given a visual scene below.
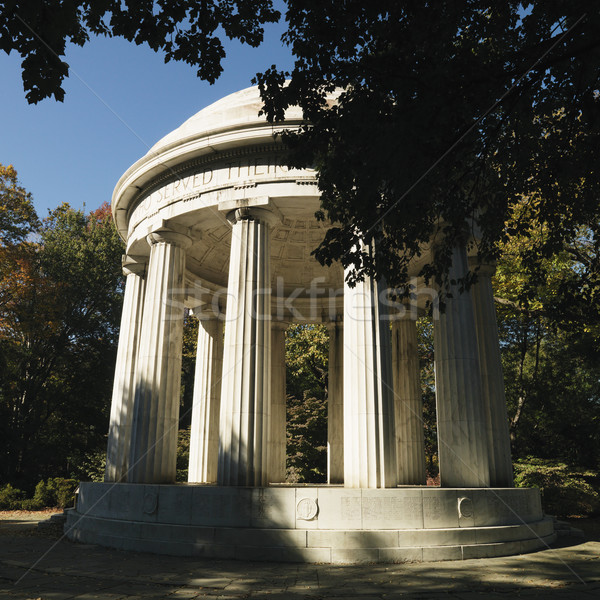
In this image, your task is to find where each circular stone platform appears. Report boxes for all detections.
[65,483,555,564]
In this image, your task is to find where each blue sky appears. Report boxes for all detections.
[0,3,293,218]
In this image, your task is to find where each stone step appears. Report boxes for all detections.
[37,512,67,531]
[549,516,585,538]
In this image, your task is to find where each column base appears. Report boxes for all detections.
[65,483,555,564]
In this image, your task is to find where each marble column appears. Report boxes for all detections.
[327,319,344,484]
[218,207,276,486]
[392,316,426,485]
[471,263,513,487]
[343,273,398,488]
[269,321,287,483]
[105,256,146,482]
[188,315,224,483]
[434,245,490,488]
[127,229,191,484]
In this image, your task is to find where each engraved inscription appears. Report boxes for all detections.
[423,497,442,521]
[405,497,421,518]
[129,155,316,229]
[362,497,420,521]
[225,157,289,178]
[340,496,361,520]
[255,491,267,519]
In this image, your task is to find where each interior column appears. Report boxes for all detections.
[105,256,146,482]
[392,315,426,485]
[218,207,275,486]
[127,229,191,483]
[343,270,398,488]
[188,314,224,483]
[327,318,344,484]
[470,262,513,487]
[434,245,490,487]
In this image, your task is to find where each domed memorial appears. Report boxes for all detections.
[66,86,555,563]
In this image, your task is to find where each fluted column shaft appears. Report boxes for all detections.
[218,208,274,486]
[471,264,513,486]
[327,319,344,484]
[188,316,224,483]
[343,273,398,488]
[269,321,287,483]
[392,316,426,485]
[105,257,146,482]
[127,230,191,484]
[434,245,490,487]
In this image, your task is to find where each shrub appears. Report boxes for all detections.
[46,478,78,509]
[0,478,78,510]
[70,450,106,482]
[32,480,54,507]
[0,484,26,509]
[514,458,600,517]
[20,498,44,510]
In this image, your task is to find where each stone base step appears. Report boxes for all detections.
[37,512,67,531]
[551,517,585,538]
[65,512,556,564]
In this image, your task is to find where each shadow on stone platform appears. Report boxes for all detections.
[1,516,600,599]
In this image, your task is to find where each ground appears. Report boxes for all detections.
[0,511,599,599]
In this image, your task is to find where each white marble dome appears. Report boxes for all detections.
[148,86,305,155]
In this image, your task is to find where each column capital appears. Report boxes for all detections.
[147,228,192,249]
[122,254,147,277]
[226,206,281,227]
[189,304,222,321]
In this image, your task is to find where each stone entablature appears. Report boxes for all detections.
[127,149,316,235]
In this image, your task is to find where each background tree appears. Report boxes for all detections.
[180,312,200,431]
[175,312,200,482]
[285,324,328,482]
[0,176,124,489]
[0,164,39,245]
[1,0,279,103]
[494,202,600,467]
[256,1,600,301]
[416,318,438,481]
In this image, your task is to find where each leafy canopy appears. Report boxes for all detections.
[1,0,280,103]
[495,197,600,339]
[0,164,39,245]
[285,324,328,482]
[0,168,125,487]
[256,1,600,298]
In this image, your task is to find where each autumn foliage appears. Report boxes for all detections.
[0,165,124,489]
